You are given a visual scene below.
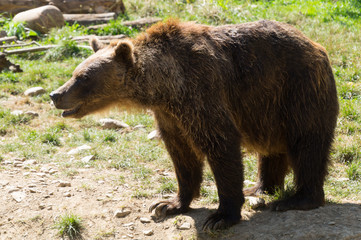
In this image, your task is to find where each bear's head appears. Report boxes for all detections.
[50,37,135,118]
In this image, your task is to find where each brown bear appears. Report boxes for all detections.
[50,19,339,231]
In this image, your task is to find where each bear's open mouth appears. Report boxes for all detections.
[62,104,82,117]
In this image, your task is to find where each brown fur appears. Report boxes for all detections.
[50,19,339,230]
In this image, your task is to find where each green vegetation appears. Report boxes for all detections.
[0,0,360,216]
[54,213,83,240]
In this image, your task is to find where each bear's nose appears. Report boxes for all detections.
[49,91,61,104]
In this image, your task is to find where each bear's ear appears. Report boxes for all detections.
[114,40,135,66]
[89,37,104,52]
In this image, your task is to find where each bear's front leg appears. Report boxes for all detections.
[187,113,244,231]
[149,112,204,219]
[202,140,244,231]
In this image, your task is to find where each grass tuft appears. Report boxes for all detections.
[54,213,83,240]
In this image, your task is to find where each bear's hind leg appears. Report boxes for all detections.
[244,154,288,196]
[271,133,330,211]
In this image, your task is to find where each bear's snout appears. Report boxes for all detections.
[49,91,62,106]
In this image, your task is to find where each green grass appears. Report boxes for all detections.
[54,213,83,240]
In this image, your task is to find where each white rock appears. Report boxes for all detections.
[11,191,26,202]
[100,118,129,129]
[63,192,71,197]
[114,209,131,218]
[81,155,95,163]
[246,196,266,209]
[179,222,191,230]
[7,186,20,193]
[23,159,37,165]
[10,110,24,116]
[140,217,151,223]
[24,87,46,97]
[67,145,91,155]
[49,169,58,175]
[123,222,134,227]
[143,229,154,236]
[0,180,9,187]
[147,130,160,140]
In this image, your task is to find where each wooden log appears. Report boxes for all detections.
[72,34,126,43]
[0,37,18,45]
[3,44,92,55]
[0,41,40,49]
[3,45,57,55]
[87,17,163,31]
[63,12,117,25]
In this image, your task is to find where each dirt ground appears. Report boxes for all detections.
[1,160,361,240]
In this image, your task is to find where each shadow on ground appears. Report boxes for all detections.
[180,203,361,240]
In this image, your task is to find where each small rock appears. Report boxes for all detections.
[49,169,57,175]
[106,193,113,198]
[10,110,24,116]
[29,188,37,193]
[143,229,154,236]
[67,145,91,155]
[147,130,160,140]
[81,155,95,163]
[246,196,266,209]
[179,222,191,230]
[36,173,46,177]
[11,191,26,202]
[244,180,256,185]
[0,180,9,187]
[24,111,39,118]
[23,159,37,165]
[47,206,53,210]
[57,181,71,187]
[328,221,336,225]
[39,204,46,209]
[63,192,71,197]
[100,118,129,129]
[114,209,131,218]
[23,172,31,177]
[140,217,151,223]
[28,184,36,188]
[24,87,46,97]
[123,222,134,227]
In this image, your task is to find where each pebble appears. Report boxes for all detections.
[114,209,131,218]
[63,192,71,197]
[11,191,26,202]
[24,87,46,97]
[57,181,71,187]
[147,130,159,140]
[23,159,37,165]
[99,118,129,129]
[36,173,46,177]
[10,110,24,116]
[246,196,266,209]
[23,172,30,177]
[179,222,191,230]
[328,221,336,225]
[39,204,46,209]
[67,145,91,155]
[8,186,20,193]
[81,155,95,163]
[49,169,57,175]
[143,229,154,236]
[123,222,134,227]
[29,188,37,193]
[140,217,151,223]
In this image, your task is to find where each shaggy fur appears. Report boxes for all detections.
[50,19,339,230]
